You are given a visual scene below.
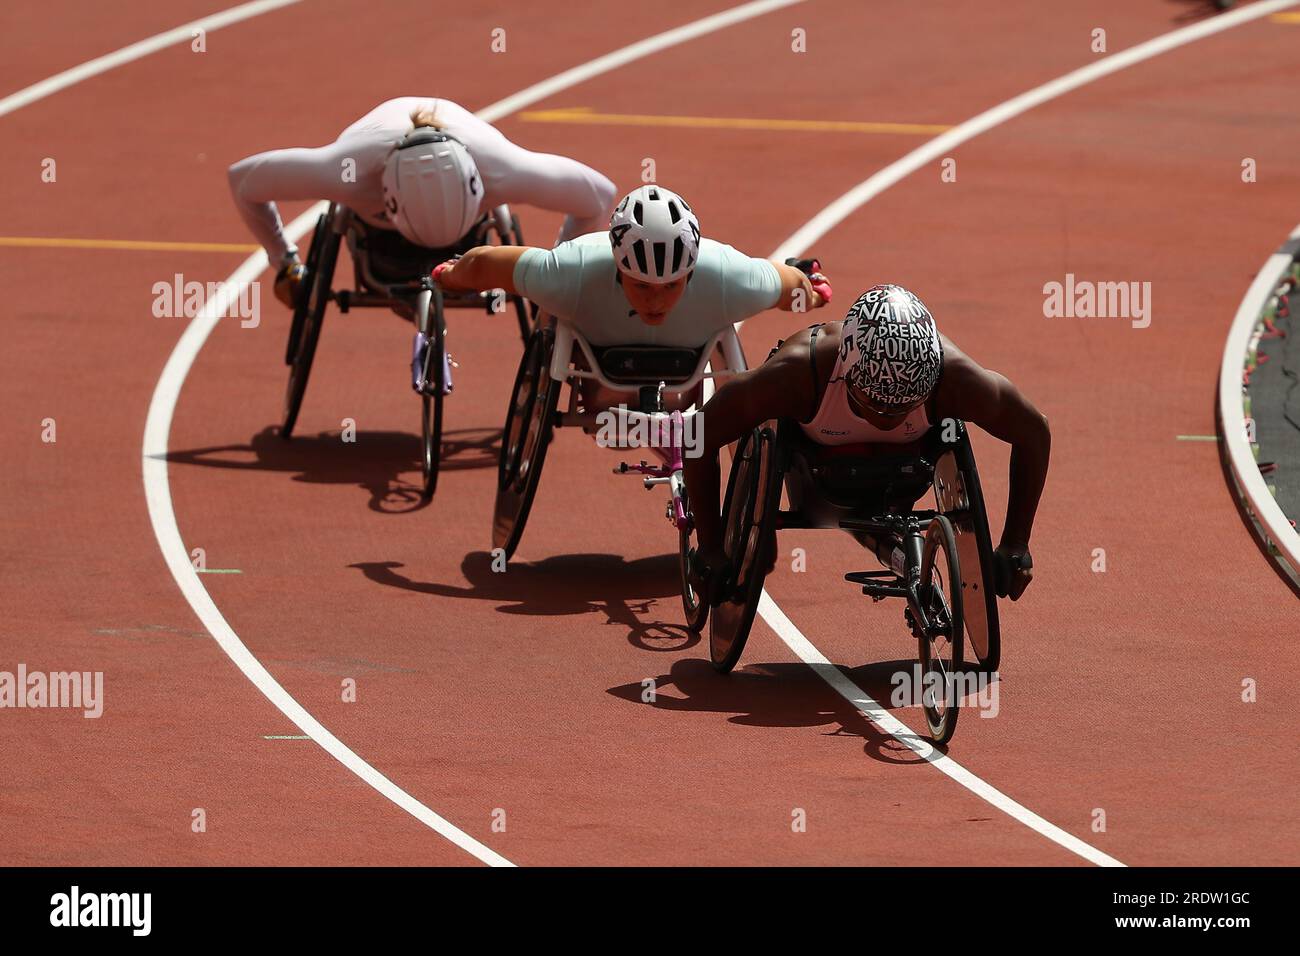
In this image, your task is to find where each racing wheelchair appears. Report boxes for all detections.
[701,418,1001,744]
[282,201,535,500]
[492,316,748,569]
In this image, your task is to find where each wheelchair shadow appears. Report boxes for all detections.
[163,424,499,513]
[608,658,950,765]
[348,551,701,653]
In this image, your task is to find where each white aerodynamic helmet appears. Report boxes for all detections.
[608,185,700,284]
[381,129,482,248]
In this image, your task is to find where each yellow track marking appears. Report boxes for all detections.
[0,236,259,253]
[519,106,951,135]
[1270,11,1300,21]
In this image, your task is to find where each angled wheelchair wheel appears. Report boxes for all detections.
[932,423,1000,673]
[282,207,341,439]
[916,514,964,745]
[709,427,781,673]
[512,289,533,345]
[285,212,326,366]
[419,295,447,501]
[493,326,559,559]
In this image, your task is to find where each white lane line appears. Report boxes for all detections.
[759,0,1298,867]
[139,0,806,866]
[775,0,1299,257]
[0,0,302,117]
[475,0,803,124]
[758,596,1122,867]
[143,212,511,866]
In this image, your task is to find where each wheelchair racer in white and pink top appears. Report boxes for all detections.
[227,96,618,307]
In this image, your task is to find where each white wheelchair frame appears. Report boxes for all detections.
[545,321,749,435]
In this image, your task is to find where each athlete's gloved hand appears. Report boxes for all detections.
[992,546,1033,600]
[785,256,832,306]
[430,256,461,286]
[274,257,306,309]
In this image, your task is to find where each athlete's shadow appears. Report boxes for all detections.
[607,658,943,764]
[348,551,701,652]
[164,424,498,513]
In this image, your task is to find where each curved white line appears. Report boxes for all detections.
[475,0,803,124]
[1217,224,1300,580]
[139,0,805,866]
[758,0,1298,868]
[142,216,510,866]
[773,0,1299,259]
[758,597,1121,867]
[0,0,302,118]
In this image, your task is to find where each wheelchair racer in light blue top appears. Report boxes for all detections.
[433,184,833,411]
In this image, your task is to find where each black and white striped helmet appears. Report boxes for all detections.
[608,185,700,284]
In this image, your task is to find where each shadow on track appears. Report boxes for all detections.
[348,551,701,652]
[607,658,945,765]
[164,424,498,513]
[1165,0,1235,23]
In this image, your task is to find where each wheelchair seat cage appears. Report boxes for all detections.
[774,418,1001,671]
[331,204,523,316]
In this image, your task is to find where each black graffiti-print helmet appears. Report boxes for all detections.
[842,284,943,411]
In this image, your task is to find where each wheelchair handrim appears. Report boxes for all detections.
[918,515,964,744]
[499,339,540,491]
[492,329,556,557]
[710,429,775,671]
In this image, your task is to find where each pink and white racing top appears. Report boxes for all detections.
[800,321,933,445]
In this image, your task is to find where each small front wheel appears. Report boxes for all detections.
[420,390,443,500]
[419,299,447,501]
[678,514,709,633]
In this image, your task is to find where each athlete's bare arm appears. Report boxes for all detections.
[685,328,822,555]
[435,245,528,294]
[931,337,1050,597]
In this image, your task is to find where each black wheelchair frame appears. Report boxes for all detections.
[281,202,535,501]
[704,418,1001,744]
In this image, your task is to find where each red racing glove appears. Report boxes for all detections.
[785,256,832,305]
[430,257,461,285]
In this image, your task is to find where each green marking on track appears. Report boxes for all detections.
[195,568,242,574]
[262,735,311,740]
[1176,435,1219,442]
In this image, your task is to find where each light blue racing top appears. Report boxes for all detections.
[512,232,782,347]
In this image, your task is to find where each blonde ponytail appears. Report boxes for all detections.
[410,107,445,130]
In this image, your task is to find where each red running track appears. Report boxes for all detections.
[1,0,1297,866]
